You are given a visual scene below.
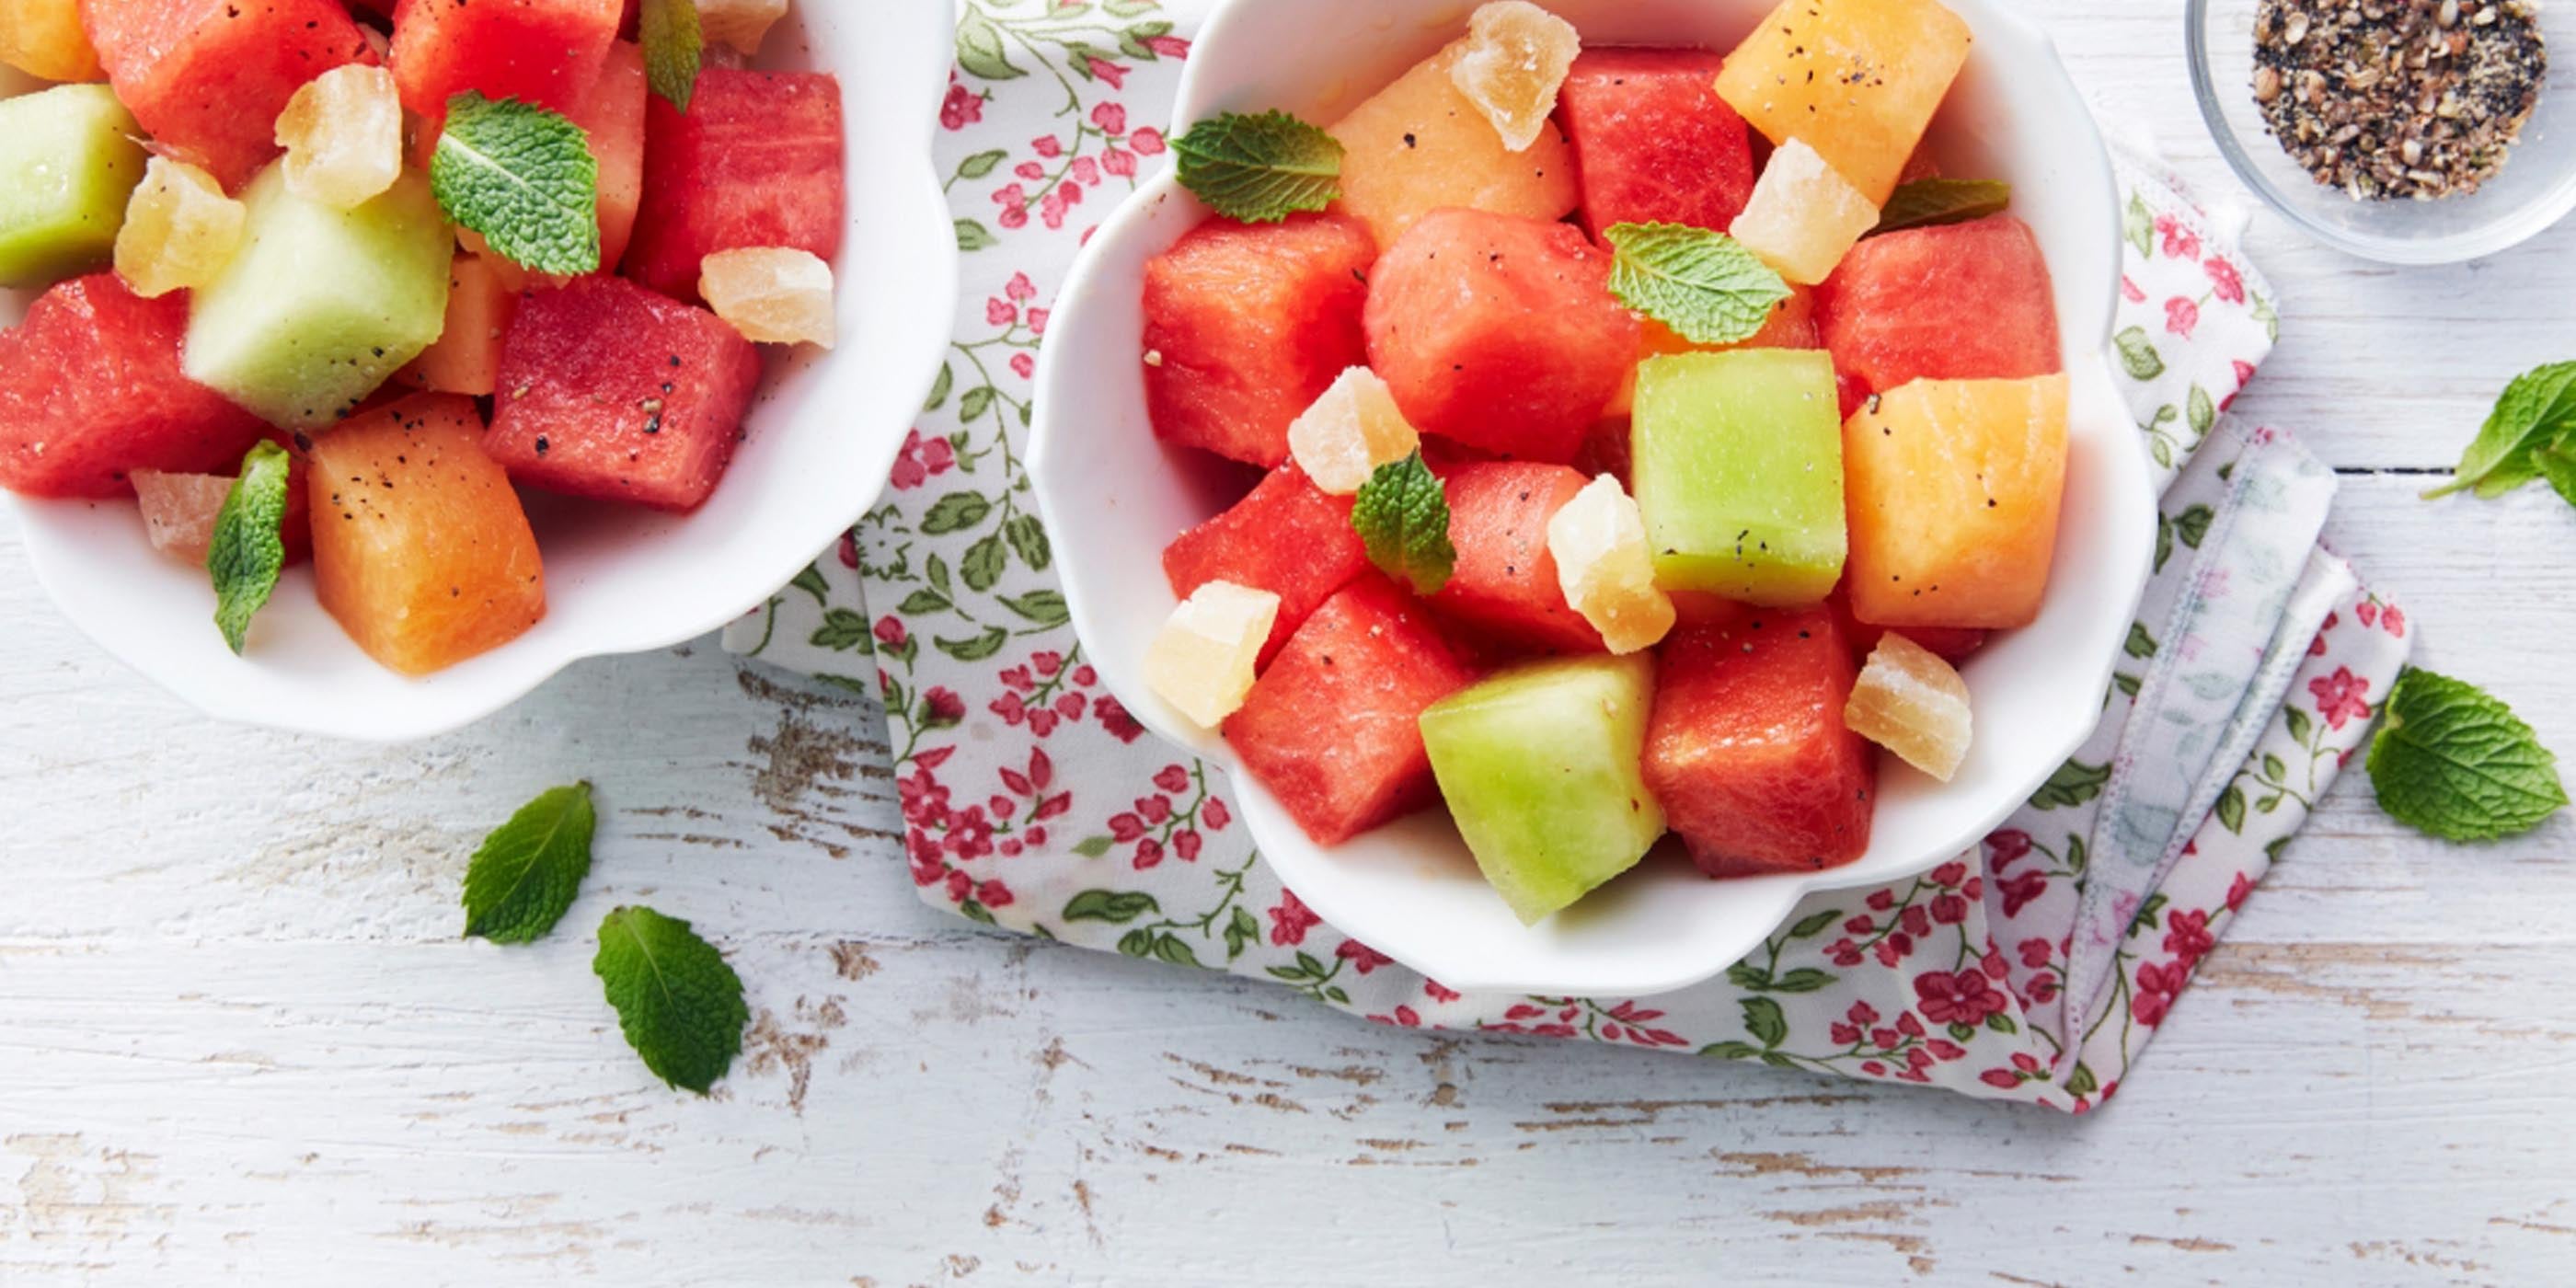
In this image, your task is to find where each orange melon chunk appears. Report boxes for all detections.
[1712,0,1972,205]
[1843,374,2068,630]
[396,252,517,397]
[1328,38,1578,249]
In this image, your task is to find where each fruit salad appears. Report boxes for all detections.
[1138,0,2071,925]
[0,0,845,675]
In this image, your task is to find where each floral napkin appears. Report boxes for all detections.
[724,0,2413,1109]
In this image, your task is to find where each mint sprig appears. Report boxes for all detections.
[1351,451,1455,596]
[641,0,704,113]
[462,783,598,943]
[208,440,292,655]
[1872,178,2012,236]
[431,92,601,275]
[1170,110,1342,224]
[1602,223,1792,347]
[2424,362,2576,500]
[595,905,749,1096]
[2367,668,2566,843]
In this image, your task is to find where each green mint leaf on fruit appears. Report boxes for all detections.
[2367,668,2567,842]
[1872,178,2012,236]
[1351,451,1456,596]
[641,0,704,113]
[431,92,602,275]
[1602,222,1792,347]
[207,440,292,655]
[461,782,598,944]
[2423,361,2576,500]
[1170,110,1342,224]
[594,905,748,1096]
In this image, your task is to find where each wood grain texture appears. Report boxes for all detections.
[6,5,2576,1282]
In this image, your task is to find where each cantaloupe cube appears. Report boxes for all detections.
[1286,367,1418,496]
[1447,1,1581,154]
[396,252,516,397]
[115,157,245,298]
[1846,631,1972,780]
[1547,475,1674,656]
[1730,139,1879,285]
[1329,39,1578,248]
[0,0,100,81]
[1843,374,2068,630]
[1712,0,1972,204]
[275,64,404,210]
[1146,580,1281,730]
[700,247,836,348]
[1605,287,1817,417]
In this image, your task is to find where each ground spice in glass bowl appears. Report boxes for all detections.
[2251,0,2547,201]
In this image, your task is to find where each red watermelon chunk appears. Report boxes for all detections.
[81,0,374,190]
[1816,214,2062,414]
[624,68,845,301]
[1432,460,1602,656]
[1161,462,1369,667]
[1141,213,1375,468]
[1224,577,1479,845]
[1644,606,1876,878]
[1558,48,1757,234]
[0,273,270,499]
[484,274,763,512]
[1364,208,1638,465]
[391,0,623,123]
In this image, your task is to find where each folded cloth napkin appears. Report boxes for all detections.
[725,1,2414,1109]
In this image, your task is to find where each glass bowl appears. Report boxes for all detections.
[2189,0,2576,263]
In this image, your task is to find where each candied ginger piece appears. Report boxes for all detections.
[1287,367,1420,496]
[1845,631,1972,781]
[1546,474,1675,655]
[699,0,792,55]
[115,156,246,298]
[1147,581,1282,729]
[132,469,235,564]
[1447,1,1581,154]
[1729,138,1880,286]
[275,64,404,210]
[700,247,837,348]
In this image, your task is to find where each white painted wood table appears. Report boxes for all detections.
[7,6,2576,1282]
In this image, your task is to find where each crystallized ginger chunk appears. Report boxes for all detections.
[1286,367,1420,496]
[275,64,405,210]
[1845,631,1972,781]
[699,0,792,55]
[1546,475,1675,655]
[700,247,837,348]
[1148,581,1282,730]
[115,156,247,298]
[1731,139,1880,285]
[1449,1,1582,153]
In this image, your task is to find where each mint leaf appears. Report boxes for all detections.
[207,440,292,655]
[594,905,748,1095]
[2367,668,2566,842]
[2536,440,2576,508]
[462,783,597,943]
[1602,223,1792,347]
[1351,451,1455,595]
[431,93,601,275]
[1170,110,1342,224]
[641,0,704,113]
[1872,178,2012,236]
[2423,362,2576,500]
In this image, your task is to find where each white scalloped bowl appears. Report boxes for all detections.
[0,3,958,742]
[1032,0,2150,996]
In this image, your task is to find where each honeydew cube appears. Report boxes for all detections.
[1286,366,1419,495]
[276,64,405,210]
[1845,631,1972,780]
[699,246,837,348]
[699,0,792,55]
[1631,348,1845,606]
[1330,39,1578,249]
[1547,474,1674,655]
[115,156,247,298]
[1730,139,1880,286]
[1147,581,1282,730]
[1712,0,1972,205]
[1448,1,1581,154]
[0,84,148,288]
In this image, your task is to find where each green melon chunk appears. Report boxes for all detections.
[1631,348,1846,606]
[0,84,148,288]
[1420,654,1666,925]
[184,164,453,429]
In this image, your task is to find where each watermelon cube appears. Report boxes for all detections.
[1643,607,1875,878]
[1557,48,1756,235]
[1712,0,1972,205]
[1161,462,1369,667]
[1141,213,1376,467]
[1631,349,1846,606]
[1816,215,2063,410]
[624,68,845,301]
[1329,36,1579,251]
[0,273,269,498]
[571,40,648,270]
[81,0,374,190]
[1432,460,1602,655]
[485,274,764,512]
[390,0,622,123]
[0,84,148,288]
[1364,208,1637,465]
[1224,577,1478,845]
[1844,374,2070,630]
